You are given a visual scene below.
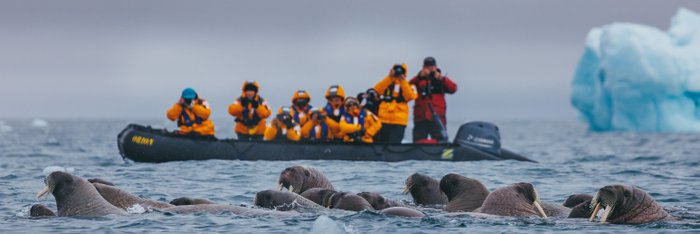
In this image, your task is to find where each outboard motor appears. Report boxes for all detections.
[453,121,501,155]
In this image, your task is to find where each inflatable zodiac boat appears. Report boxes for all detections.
[117,122,536,163]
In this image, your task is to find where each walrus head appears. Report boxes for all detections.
[403,173,447,205]
[479,182,547,218]
[589,185,668,224]
[439,173,489,201]
[278,165,307,194]
[37,171,75,199]
[357,192,389,210]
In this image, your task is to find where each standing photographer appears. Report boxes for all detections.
[409,57,457,142]
[373,63,417,143]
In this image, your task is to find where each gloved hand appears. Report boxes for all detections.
[282,116,294,129]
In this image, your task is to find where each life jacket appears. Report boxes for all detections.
[323,103,345,122]
[235,97,263,127]
[177,101,204,127]
[343,109,366,140]
[381,83,407,103]
[292,105,312,124]
[309,123,329,142]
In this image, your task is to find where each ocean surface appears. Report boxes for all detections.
[0,118,699,233]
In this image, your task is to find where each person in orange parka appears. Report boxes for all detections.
[373,63,417,143]
[166,88,215,136]
[339,97,382,143]
[228,81,271,141]
[300,109,338,142]
[263,106,301,142]
[289,90,314,128]
[319,85,345,140]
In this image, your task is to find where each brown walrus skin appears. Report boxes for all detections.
[169,197,217,206]
[540,202,572,218]
[37,171,128,216]
[29,204,56,217]
[91,182,174,211]
[159,204,296,217]
[589,185,670,224]
[254,189,323,211]
[378,207,425,218]
[404,173,448,206]
[477,182,547,217]
[563,194,593,208]
[439,173,489,212]
[357,192,405,210]
[278,165,335,194]
[568,199,593,218]
[300,188,338,206]
[323,191,373,211]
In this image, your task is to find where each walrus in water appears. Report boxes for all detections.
[169,197,217,206]
[36,171,128,216]
[323,191,373,211]
[300,188,337,206]
[357,192,405,210]
[439,173,489,212]
[477,182,547,218]
[91,182,174,211]
[29,204,56,217]
[378,207,425,218]
[563,194,593,208]
[403,173,448,206]
[278,165,335,194]
[562,194,593,218]
[589,185,670,224]
[159,204,296,217]
[254,189,323,211]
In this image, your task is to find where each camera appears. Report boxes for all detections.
[392,65,405,77]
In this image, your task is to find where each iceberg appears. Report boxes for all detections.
[571,8,700,131]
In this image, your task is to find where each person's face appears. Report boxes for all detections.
[424,65,437,72]
[245,91,256,99]
[329,96,343,106]
[347,105,359,115]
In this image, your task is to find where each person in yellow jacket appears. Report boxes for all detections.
[320,85,345,140]
[166,88,215,136]
[289,90,314,127]
[228,81,271,141]
[339,97,382,143]
[263,106,301,142]
[301,109,338,142]
[373,63,417,143]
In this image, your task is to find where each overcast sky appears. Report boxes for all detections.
[1,0,699,122]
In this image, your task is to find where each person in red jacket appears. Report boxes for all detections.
[409,57,457,142]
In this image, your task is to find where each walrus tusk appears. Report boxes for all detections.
[289,185,295,193]
[325,193,336,208]
[36,186,50,198]
[589,203,601,222]
[402,185,411,194]
[533,201,547,218]
[277,183,283,191]
[600,205,613,223]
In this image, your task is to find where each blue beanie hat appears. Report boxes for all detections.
[181,88,197,99]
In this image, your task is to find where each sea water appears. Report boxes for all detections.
[0,119,698,233]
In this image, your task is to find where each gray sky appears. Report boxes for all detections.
[1,0,699,121]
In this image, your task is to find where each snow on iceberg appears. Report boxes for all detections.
[571,8,700,132]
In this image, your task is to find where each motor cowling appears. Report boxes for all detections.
[453,121,501,155]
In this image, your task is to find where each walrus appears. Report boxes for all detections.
[91,182,174,211]
[540,202,572,218]
[378,207,425,218]
[357,192,405,210]
[254,189,323,211]
[323,191,373,211]
[439,173,489,212]
[588,185,670,224]
[300,188,337,206]
[36,171,128,216]
[477,182,547,218]
[563,194,593,208]
[87,178,116,186]
[169,197,216,206]
[278,165,334,194]
[29,204,56,217]
[403,173,448,206]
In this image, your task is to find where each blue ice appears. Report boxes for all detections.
[571,8,700,132]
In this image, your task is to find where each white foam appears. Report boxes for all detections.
[31,119,48,128]
[126,204,147,214]
[42,166,75,175]
[309,215,355,234]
